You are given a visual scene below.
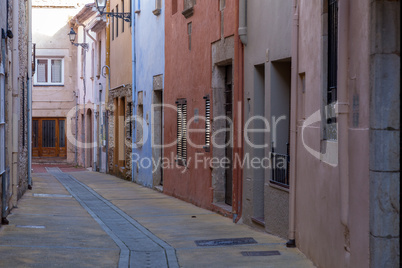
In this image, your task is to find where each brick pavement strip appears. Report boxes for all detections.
[47,167,179,268]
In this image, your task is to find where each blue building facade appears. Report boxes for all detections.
[132,0,165,188]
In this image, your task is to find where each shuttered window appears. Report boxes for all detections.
[34,58,64,85]
[176,99,187,166]
[204,95,211,151]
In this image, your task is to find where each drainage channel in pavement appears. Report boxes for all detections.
[46,167,179,268]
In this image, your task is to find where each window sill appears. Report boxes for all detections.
[33,84,64,87]
[152,8,161,16]
[268,181,290,193]
[182,6,194,19]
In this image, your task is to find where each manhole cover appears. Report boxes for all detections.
[33,193,72,198]
[195,237,257,247]
[16,225,45,229]
[241,251,280,256]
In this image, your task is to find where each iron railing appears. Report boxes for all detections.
[270,143,290,188]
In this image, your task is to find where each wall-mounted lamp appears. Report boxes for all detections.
[95,0,131,22]
[68,28,89,50]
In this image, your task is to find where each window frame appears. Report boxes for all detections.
[33,57,64,86]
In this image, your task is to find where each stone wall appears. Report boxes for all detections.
[369,1,400,266]
[107,85,132,180]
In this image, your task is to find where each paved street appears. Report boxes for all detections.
[0,166,315,267]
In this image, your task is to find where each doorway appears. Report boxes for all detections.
[224,65,233,206]
[32,117,66,158]
[152,90,163,186]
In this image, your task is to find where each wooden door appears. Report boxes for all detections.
[32,118,66,158]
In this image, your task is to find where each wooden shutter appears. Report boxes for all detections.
[204,95,211,151]
[176,99,187,165]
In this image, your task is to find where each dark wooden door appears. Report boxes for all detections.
[32,118,66,158]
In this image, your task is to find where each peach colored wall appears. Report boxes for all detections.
[294,0,370,267]
[109,0,132,88]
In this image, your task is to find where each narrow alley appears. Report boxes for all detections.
[0,165,314,267]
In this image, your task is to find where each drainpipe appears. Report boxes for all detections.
[74,91,78,165]
[27,0,33,190]
[105,0,110,173]
[98,84,102,172]
[11,0,20,208]
[238,0,247,45]
[86,29,97,170]
[287,0,299,248]
[1,29,8,224]
[338,0,350,262]
[79,26,87,168]
[102,65,111,174]
[131,0,136,182]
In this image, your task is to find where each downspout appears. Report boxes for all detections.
[234,0,244,223]
[238,0,247,45]
[105,0,110,173]
[287,0,299,248]
[11,0,20,208]
[131,0,136,182]
[27,0,33,190]
[1,29,8,224]
[86,29,96,170]
[80,26,87,168]
[98,84,102,172]
[338,0,350,262]
[74,91,78,165]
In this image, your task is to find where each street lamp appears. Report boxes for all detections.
[95,0,131,22]
[68,28,89,50]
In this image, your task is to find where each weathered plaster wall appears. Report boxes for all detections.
[164,0,240,211]
[109,0,132,88]
[132,0,165,188]
[293,0,386,267]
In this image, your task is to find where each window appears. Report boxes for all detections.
[172,0,178,14]
[122,0,124,32]
[112,9,115,40]
[116,5,119,38]
[34,58,64,85]
[176,99,187,166]
[188,22,192,50]
[97,41,102,77]
[326,0,338,140]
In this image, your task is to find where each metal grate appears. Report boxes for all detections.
[270,143,290,188]
[241,251,281,257]
[195,237,257,247]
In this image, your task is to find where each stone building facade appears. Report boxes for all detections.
[0,0,30,225]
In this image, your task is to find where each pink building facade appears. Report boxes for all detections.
[290,0,400,267]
